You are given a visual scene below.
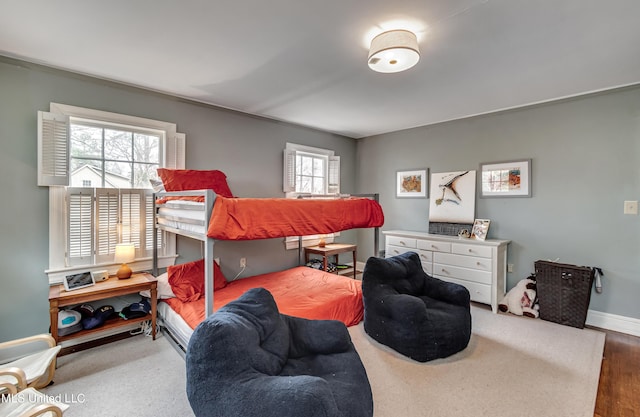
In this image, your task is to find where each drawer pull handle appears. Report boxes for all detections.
[399,240,406,246]
[468,249,473,253]
[476,262,481,266]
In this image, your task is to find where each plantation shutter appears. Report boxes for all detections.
[145,191,158,257]
[166,132,186,169]
[38,111,70,186]
[94,189,119,264]
[283,149,297,193]
[67,188,94,266]
[328,155,340,194]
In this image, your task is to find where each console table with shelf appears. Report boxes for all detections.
[383,230,510,313]
[48,272,157,344]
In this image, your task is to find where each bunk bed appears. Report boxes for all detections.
[152,182,384,352]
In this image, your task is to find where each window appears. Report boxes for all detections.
[38,103,185,283]
[283,143,340,196]
[283,143,341,249]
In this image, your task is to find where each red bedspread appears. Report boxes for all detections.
[207,196,384,240]
[162,266,364,329]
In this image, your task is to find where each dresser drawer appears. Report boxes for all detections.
[386,244,412,257]
[433,263,492,285]
[442,276,492,304]
[417,239,451,253]
[451,243,492,258]
[433,252,492,272]
[415,249,432,264]
[386,236,417,249]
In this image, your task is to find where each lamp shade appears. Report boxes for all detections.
[114,243,135,279]
[114,243,135,263]
[368,29,420,73]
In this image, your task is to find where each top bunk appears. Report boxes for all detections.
[154,190,385,241]
[152,168,384,242]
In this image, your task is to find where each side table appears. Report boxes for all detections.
[304,243,357,275]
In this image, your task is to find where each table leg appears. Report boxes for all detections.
[49,300,59,344]
[150,285,157,340]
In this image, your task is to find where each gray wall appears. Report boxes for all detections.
[0,58,357,342]
[356,86,640,320]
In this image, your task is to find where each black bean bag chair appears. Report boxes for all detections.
[362,251,472,362]
[186,287,373,417]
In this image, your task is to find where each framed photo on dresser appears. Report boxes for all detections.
[471,219,490,241]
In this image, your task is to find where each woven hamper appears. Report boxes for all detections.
[534,260,595,328]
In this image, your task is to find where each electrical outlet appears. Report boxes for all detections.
[507,264,514,273]
[624,200,638,215]
[240,257,246,268]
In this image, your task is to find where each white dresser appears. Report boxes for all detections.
[383,230,510,313]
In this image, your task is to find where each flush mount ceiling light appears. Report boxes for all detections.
[368,29,420,73]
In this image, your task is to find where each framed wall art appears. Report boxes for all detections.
[428,170,476,235]
[396,169,428,198]
[480,159,532,198]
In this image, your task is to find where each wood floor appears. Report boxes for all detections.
[593,327,640,417]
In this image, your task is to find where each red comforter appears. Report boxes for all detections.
[207,196,384,240]
[162,266,364,329]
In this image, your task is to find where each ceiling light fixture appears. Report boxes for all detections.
[368,29,420,73]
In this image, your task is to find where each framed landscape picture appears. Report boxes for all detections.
[396,169,428,198]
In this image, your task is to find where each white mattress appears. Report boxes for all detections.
[157,201,208,235]
[157,217,206,235]
[158,301,194,350]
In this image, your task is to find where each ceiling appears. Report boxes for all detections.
[2,0,639,138]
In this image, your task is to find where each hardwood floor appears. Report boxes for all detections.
[593,328,640,417]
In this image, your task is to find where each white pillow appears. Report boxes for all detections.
[139,272,176,299]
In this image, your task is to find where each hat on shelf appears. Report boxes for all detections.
[58,309,83,336]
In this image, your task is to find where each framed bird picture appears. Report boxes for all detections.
[428,170,476,224]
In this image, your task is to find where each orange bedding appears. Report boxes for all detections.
[207,196,384,240]
[162,266,364,329]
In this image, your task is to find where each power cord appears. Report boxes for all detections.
[130,320,158,337]
[232,265,246,281]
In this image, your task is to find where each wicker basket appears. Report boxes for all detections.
[534,260,595,329]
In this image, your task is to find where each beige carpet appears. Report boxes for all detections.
[350,305,606,417]
[42,305,605,417]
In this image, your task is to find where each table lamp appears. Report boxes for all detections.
[114,243,135,279]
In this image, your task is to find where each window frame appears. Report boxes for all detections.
[43,103,184,284]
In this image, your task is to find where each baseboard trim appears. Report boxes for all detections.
[586,309,640,337]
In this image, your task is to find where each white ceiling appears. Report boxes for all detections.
[2,0,639,138]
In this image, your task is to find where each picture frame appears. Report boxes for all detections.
[63,271,95,292]
[479,159,532,198]
[396,169,428,198]
[471,219,491,241]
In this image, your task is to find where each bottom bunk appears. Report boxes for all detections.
[155,265,364,352]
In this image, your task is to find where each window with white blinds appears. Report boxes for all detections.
[39,103,185,283]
